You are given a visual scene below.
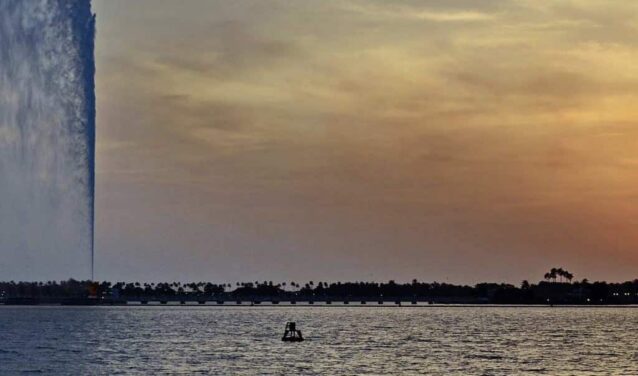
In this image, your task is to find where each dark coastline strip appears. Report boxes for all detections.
[3,301,638,308]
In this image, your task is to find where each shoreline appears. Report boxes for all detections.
[3,301,638,308]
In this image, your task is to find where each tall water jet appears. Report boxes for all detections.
[0,1,96,280]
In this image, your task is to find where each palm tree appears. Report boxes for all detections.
[557,268,565,283]
[564,271,574,283]
[550,268,558,283]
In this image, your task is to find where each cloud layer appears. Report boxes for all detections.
[94,0,638,283]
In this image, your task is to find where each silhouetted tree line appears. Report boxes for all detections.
[2,268,638,304]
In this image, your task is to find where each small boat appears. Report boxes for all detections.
[281,322,304,342]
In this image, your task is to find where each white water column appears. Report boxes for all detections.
[0,0,96,280]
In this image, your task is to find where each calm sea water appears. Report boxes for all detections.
[0,306,637,375]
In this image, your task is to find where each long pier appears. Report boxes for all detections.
[0,297,480,306]
[125,299,435,306]
[3,297,636,307]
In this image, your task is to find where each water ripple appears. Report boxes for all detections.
[0,306,637,375]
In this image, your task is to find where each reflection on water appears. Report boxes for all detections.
[0,306,636,375]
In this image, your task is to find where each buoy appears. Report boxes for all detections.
[281,322,304,342]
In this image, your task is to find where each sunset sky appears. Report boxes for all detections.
[93,0,638,283]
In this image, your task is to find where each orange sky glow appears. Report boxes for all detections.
[94,0,638,283]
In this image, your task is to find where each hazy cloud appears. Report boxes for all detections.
[93,0,638,283]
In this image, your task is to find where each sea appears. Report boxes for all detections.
[0,305,636,375]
